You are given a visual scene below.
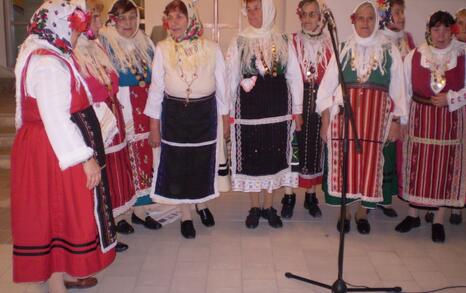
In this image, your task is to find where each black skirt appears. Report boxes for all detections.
[232,74,294,187]
[153,93,218,203]
[71,106,117,252]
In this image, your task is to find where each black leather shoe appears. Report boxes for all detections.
[132,213,162,230]
[196,206,215,227]
[355,218,371,235]
[450,211,463,225]
[306,192,322,218]
[432,223,445,243]
[116,220,134,234]
[261,207,283,228]
[377,205,398,218]
[280,193,296,219]
[180,220,196,239]
[395,216,421,233]
[425,212,434,223]
[115,242,129,253]
[245,207,261,229]
[336,219,350,233]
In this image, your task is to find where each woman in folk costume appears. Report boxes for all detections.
[74,0,134,253]
[11,1,116,291]
[100,0,162,233]
[227,0,303,229]
[373,0,415,219]
[395,11,466,243]
[317,1,407,235]
[145,0,229,239]
[280,0,331,219]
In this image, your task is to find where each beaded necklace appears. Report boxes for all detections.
[175,43,199,105]
[258,43,278,77]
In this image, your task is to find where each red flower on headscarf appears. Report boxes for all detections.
[68,8,91,33]
[451,23,460,35]
[350,13,357,24]
[54,38,67,49]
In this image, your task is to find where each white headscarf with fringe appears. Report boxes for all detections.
[99,0,153,74]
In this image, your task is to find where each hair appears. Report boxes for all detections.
[87,0,104,13]
[108,0,137,17]
[298,0,319,10]
[388,0,405,8]
[163,0,188,17]
[456,8,466,20]
[428,11,455,29]
[244,0,261,4]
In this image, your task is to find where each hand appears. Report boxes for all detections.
[294,114,303,132]
[83,158,101,189]
[387,121,401,142]
[222,115,230,141]
[431,93,448,107]
[148,119,161,148]
[320,110,329,144]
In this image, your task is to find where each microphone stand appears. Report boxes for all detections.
[285,10,401,293]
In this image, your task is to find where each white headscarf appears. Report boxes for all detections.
[239,0,277,39]
[99,0,153,73]
[340,1,391,81]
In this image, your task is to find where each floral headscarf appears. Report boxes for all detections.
[164,0,204,42]
[375,0,393,30]
[296,0,329,37]
[27,0,90,54]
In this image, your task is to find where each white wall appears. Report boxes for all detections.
[0,0,8,69]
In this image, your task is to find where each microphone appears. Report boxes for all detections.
[322,7,337,32]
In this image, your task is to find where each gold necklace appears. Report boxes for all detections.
[350,51,378,83]
[175,44,199,105]
[259,43,278,77]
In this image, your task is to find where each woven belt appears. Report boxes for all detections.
[412,95,434,106]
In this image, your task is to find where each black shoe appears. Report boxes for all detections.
[395,216,421,233]
[280,193,296,219]
[180,220,196,239]
[261,207,283,228]
[245,207,261,229]
[115,242,129,253]
[304,193,311,209]
[116,220,134,234]
[336,219,350,233]
[425,212,434,223]
[132,213,162,230]
[196,207,215,227]
[306,192,322,218]
[377,205,398,218]
[449,212,463,225]
[432,223,445,243]
[355,218,371,235]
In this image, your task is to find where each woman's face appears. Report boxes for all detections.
[388,3,405,32]
[115,8,138,38]
[167,9,189,39]
[300,2,321,32]
[457,15,466,42]
[90,10,103,35]
[430,24,452,49]
[246,0,263,29]
[354,4,376,38]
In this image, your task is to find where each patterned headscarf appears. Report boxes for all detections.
[27,0,90,54]
[164,0,204,42]
[296,0,329,37]
[375,0,393,30]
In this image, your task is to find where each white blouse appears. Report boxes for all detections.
[226,37,304,115]
[144,39,229,119]
[24,55,93,170]
[403,40,466,113]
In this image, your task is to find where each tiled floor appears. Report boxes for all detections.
[1,189,466,293]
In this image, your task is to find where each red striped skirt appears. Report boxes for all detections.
[402,101,465,207]
[327,85,392,202]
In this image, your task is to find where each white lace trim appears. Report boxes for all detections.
[233,115,292,126]
[231,169,299,193]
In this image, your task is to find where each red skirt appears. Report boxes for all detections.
[11,122,115,283]
[402,101,465,207]
[105,100,136,217]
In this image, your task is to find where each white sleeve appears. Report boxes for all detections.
[285,41,304,115]
[401,50,415,125]
[27,56,93,170]
[316,54,340,114]
[389,46,408,119]
[144,45,165,120]
[214,45,229,115]
[226,38,241,115]
[447,53,466,112]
